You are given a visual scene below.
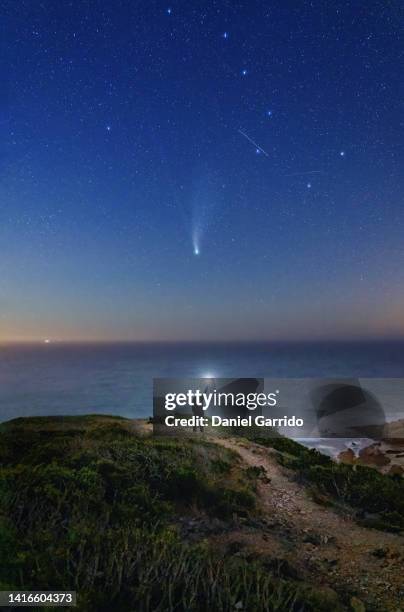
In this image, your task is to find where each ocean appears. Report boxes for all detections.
[1,341,404,423]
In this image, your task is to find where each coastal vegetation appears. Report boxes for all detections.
[1,415,403,610]
[242,430,404,533]
[0,415,335,611]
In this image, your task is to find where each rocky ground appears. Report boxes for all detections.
[338,419,404,476]
[180,435,404,611]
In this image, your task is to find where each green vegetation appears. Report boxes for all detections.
[244,431,404,533]
[0,415,337,611]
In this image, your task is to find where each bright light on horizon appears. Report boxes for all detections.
[201,372,216,380]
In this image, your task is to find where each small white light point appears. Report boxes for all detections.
[44,338,51,344]
[340,150,345,157]
[194,247,199,256]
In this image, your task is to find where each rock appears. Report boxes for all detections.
[338,448,356,464]
[358,443,391,467]
[388,464,404,476]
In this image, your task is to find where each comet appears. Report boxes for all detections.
[192,229,200,256]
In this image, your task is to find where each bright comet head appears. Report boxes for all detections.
[194,246,200,256]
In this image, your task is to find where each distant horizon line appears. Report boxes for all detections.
[1,338,404,345]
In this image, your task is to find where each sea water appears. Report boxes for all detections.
[0,341,403,423]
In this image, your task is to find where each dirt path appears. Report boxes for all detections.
[213,436,404,611]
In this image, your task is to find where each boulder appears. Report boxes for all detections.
[358,443,390,467]
[387,464,404,476]
[338,448,356,464]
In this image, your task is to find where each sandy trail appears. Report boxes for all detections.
[213,436,404,611]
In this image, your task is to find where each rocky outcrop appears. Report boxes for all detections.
[388,464,404,476]
[337,448,355,464]
[338,439,404,476]
[357,443,391,467]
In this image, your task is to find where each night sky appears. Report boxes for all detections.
[1,1,403,341]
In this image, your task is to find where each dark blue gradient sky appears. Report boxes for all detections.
[1,1,403,341]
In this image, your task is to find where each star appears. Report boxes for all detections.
[106,125,111,132]
[241,69,248,76]
[167,8,172,15]
[307,182,312,188]
[266,110,272,117]
[223,32,228,39]
[340,150,345,156]
[255,148,261,155]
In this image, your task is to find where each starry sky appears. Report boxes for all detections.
[1,1,403,342]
